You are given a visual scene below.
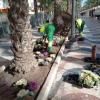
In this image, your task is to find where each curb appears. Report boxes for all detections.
[36,36,68,100]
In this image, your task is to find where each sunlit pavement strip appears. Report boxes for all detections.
[48,18,100,100]
[0,41,13,60]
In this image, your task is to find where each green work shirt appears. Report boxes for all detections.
[46,24,55,41]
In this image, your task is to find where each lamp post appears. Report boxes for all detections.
[71,0,76,37]
[76,0,79,19]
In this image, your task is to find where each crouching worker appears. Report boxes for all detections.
[46,21,56,53]
[75,18,85,38]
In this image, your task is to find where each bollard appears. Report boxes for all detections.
[92,45,96,61]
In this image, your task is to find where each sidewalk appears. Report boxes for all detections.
[48,40,100,100]
[48,17,100,100]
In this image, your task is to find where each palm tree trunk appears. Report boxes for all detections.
[8,0,36,74]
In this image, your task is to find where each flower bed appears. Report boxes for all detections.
[12,79,38,99]
[0,30,69,100]
[33,36,65,67]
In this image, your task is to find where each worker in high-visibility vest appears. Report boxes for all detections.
[46,22,56,53]
[75,18,85,37]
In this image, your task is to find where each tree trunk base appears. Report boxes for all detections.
[5,53,38,76]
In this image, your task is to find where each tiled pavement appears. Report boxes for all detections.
[48,17,100,100]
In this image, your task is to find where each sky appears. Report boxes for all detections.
[81,0,87,7]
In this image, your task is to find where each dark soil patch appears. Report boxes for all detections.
[77,37,85,41]
[84,57,100,64]
[63,73,79,85]
[84,64,100,76]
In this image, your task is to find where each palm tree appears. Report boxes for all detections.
[7,0,37,74]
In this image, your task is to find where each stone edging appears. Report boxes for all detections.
[36,36,68,100]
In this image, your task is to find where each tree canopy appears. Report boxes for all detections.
[82,0,100,10]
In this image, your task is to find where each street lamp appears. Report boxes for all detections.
[71,0,76,36]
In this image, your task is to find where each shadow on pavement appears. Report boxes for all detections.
[48,78,63,100]
[62,68,83,89]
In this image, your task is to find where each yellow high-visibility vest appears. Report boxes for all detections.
[40,26,45,33]
[76,18,82,28]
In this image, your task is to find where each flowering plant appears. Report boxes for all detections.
[50,54,56,58]
[15,79,27,87]
[79,70,100,88]
[12,79,38,99]
[17,89,29,98]
[27,81,38,91]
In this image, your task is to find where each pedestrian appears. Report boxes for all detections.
[75,18,85,38]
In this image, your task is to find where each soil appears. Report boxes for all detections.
[77,37,85,41]
[84,64,100,76]
[0,27,69,100]
[63,73,79,85]
[0,45,60,100]
[84,57,100,64]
